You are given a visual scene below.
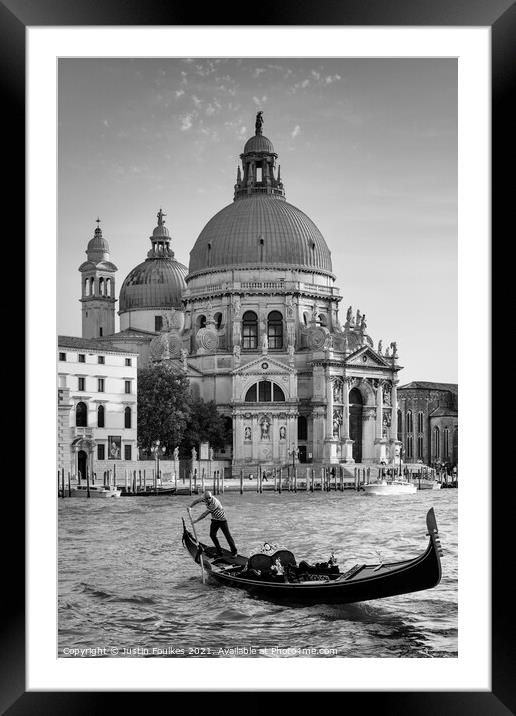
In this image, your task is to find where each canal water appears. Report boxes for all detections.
[58,488,457,658]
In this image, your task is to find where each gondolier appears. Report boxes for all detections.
[189,490,238,557]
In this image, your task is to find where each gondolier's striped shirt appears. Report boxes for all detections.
[204,496,226,521]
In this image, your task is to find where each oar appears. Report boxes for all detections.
[187,507,205,584]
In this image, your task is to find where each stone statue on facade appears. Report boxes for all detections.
[279,426,286,440]
[233,344,241,363]
[346,305,353,323]
[260,418,270,439]
[262,332,268,353]
[191,447,197,462]
[287,343,295,365]
[356,309,362,326]
[390,341,398,357]
[209,447,214,461]
[173,446,179,461]
[285,294,294,318]
[255,111,264,134]
[360,314,367,331]
[333,379,343,403]
[378,339,383,354]
[245,426,252,441]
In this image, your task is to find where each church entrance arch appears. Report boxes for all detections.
[349,388,363,463]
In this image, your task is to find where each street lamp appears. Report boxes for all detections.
[399,445,404,478]
[151,440,166,487]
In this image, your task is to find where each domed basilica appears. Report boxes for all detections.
[80,113,402,468]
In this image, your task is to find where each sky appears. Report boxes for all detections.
[58,58,457,385]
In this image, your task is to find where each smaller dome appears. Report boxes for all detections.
[87,230,110,253]
[119,258,187,312]
[243,134,275,154]
[152,224,170,238]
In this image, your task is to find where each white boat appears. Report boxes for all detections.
[417,479,442,491]
[363,479,417,496]
[69,484,121,498]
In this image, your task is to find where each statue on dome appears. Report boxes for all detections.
[346,305,353,323]
[360,314,367,331]
[255,111,264,135]
[378,339,383,354]
[390,341,398,358]
[157,208,166,226]
[356,309,362,326]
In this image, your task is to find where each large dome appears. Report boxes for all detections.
[243,134,275,154]
[119,258,187,311]
[188,195,332,276]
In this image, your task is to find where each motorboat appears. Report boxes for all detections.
[363,479,417,496]
[69,484,121,498]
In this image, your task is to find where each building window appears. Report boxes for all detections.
[434,427,440,460]
[97,444,105,460]
[78,377,85,391]
[397,409,402,440]
[124,444,132,461]
[99,327,103,336]
[417,435,424,458]
[406,410,413,433]
[125,358,132,367]
[98,404,105,428]
[267,311,283,349]
[98,356,105,364]
[407,435,413,458]
[155,316,163,332]
[98,378,104,392]
[242,311,258,349]
[245,381,285,402]
[418,411,424,433]
[298,416,308,441]
[444,427,449,458]
[125,381,131,394]
[78,354,86,363]
[76,401,87,427]
[59,352,66,361]
[124,406,132,429]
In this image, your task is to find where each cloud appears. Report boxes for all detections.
[291,125,301,139]
[252,95,267,106]
[192,95,203,108]
[103,119,110,127]
[175,89,185,98]
[253,68,266,78]
[325,74,342,84]
[180,113,194,131]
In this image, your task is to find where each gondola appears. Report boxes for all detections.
[182,508,443,604]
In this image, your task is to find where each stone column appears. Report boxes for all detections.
[341,377,354,462]
[325,373,333,438]
[375,380,388,462]
[390,379,401,462]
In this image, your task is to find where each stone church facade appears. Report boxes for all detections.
[81,114,407,470]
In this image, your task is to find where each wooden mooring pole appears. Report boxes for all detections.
[221,469,225,494]
[240,469,243,495]
[278,468,282,494]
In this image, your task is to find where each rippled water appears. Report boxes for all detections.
[58,488,457,658]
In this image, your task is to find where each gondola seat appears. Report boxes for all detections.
[247,553,274,573]
[270,550,297,568]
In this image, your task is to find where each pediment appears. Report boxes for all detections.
[232,354,293,376]
[346,346,391,367]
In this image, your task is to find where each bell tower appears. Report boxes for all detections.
[79,219,118,338]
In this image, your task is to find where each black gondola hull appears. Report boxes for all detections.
[182,508,443,605]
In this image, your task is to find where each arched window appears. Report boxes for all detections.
[214,312,223,330]
[76,401,87,427]
[267,311,283,349]
[124,406,132,429]
[298,416,307,440]
[444,427,449,457]
[434,426,440,459]
[196,314,207,329]
[97,404,105,428]
[90,277,95,295]
[407,435,414,458]
[418,411,424,433]
[303,312,309,326]
[106,278,112,297]
[417,435,424,458]
[84,278,90,296]
[407,410,413,433]
[245,381,285,402]
[242,311,258,349]
[397,408,402,438]
[349,388,363,405]
[99,277,104,296]
[318,314,328,327]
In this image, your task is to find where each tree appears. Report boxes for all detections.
[181,399,231,458]
[137,363,191,456]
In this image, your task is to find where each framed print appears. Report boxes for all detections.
[6,0,511,711]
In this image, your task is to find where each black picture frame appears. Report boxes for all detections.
[8,0,507,711]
